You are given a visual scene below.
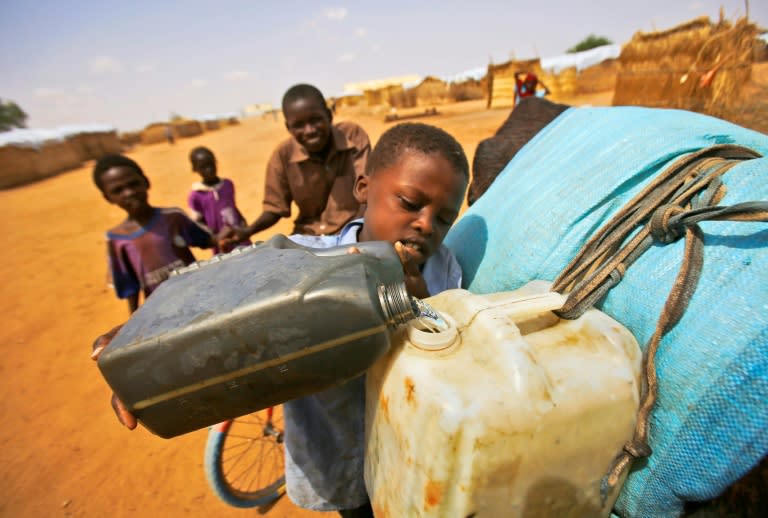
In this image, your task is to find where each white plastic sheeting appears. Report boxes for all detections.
[0,124,117,149]
[440,66,487,84]
[195,112,241,122]
[540,44,622,74]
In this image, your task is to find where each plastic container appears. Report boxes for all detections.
[365,280,642,517]
[97,234,417,438]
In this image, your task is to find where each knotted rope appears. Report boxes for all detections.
[548,144,767,501]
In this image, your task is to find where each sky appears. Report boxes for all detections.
[2,0,765,132]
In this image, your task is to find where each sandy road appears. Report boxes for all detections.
[0,100,521,517]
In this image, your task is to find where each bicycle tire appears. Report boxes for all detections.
[204,410,286,508]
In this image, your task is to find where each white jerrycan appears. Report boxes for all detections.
[364,281,642,517]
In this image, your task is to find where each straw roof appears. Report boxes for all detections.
[612,15,760,118]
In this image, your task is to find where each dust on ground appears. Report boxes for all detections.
[7,82,760,517]
[0,99,519,518]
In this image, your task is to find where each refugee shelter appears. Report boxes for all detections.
[0,125,122,189]
[140,123,174,145]
[487,45,622,108]
[140,119,204,145]
[63,125,122,162]
[612,15,761,119]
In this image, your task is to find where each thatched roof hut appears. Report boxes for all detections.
[411,76,450,106]
[332,94,365,109]
[172,119,204,138]
[574,58,619,94]
[119,131,142,148]
[612,16,760,118]
[387,76,452,109]
[140,119,204,145]
[487,45,622,107]
[0,125,122,189]
[0,140,82,190]
[364,84,406,107]
[203,120,220,131]
[66,129,122,161]
[448,78,487,103]
[140,123,173,145]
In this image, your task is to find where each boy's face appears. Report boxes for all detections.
[100,166,150,218]
[355,150,467,266]
[191,153,217,181]
[284,97,332,154]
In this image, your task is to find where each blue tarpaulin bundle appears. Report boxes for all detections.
[445,106,767,517]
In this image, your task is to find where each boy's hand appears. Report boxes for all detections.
[215,226,236,250]
[347,243,429,298]
[91,324,138,430]
[90,324,123,360]
[214,226,235,253]
[394,241,430,299]
[219,225,251,249]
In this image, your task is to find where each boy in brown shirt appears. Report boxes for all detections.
[236,83,371,237]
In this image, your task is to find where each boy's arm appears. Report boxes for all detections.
[179,211,217,249]
[107,239,142,309]
[127,293,139,313]
[235,151,291,240]
[238,211,281,239]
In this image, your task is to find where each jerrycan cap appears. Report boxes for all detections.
[407,299,458,351]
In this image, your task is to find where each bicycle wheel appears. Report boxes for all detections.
[204,408,286,508]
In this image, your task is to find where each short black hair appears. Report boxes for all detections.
[366,122,469,180]
[189,146,215,163]
[282,83,329,114]
[92,154,150,192]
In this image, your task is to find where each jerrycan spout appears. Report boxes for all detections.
[379,282,419,326]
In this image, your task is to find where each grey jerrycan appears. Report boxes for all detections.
[97,234,417,438]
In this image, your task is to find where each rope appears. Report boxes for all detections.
[547,144,766,502]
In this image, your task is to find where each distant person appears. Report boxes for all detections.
[230,83,370,240]
[514,71,550,106]
[187,146,250,254]
[91,122,470,518]
[165,124,175,145]
[93,154,222,313]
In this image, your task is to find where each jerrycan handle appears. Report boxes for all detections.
[266,235,416,326]
[493,291,568,323]
[265,234,398,262]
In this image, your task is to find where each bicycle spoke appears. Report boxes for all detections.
[221,421,285,494]
[205,408,287,505]
[237,443,284,492]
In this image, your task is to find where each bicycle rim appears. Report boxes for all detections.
[204,409,286,508]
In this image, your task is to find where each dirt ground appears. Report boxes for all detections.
[0,98,527,518]
[0,83,758,517]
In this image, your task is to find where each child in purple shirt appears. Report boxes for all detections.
[187,146,250,254]
[94,154,220,313]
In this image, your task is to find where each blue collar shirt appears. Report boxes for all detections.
[283,218,462,510]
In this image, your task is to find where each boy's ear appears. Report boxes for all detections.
[353,173,369,204]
